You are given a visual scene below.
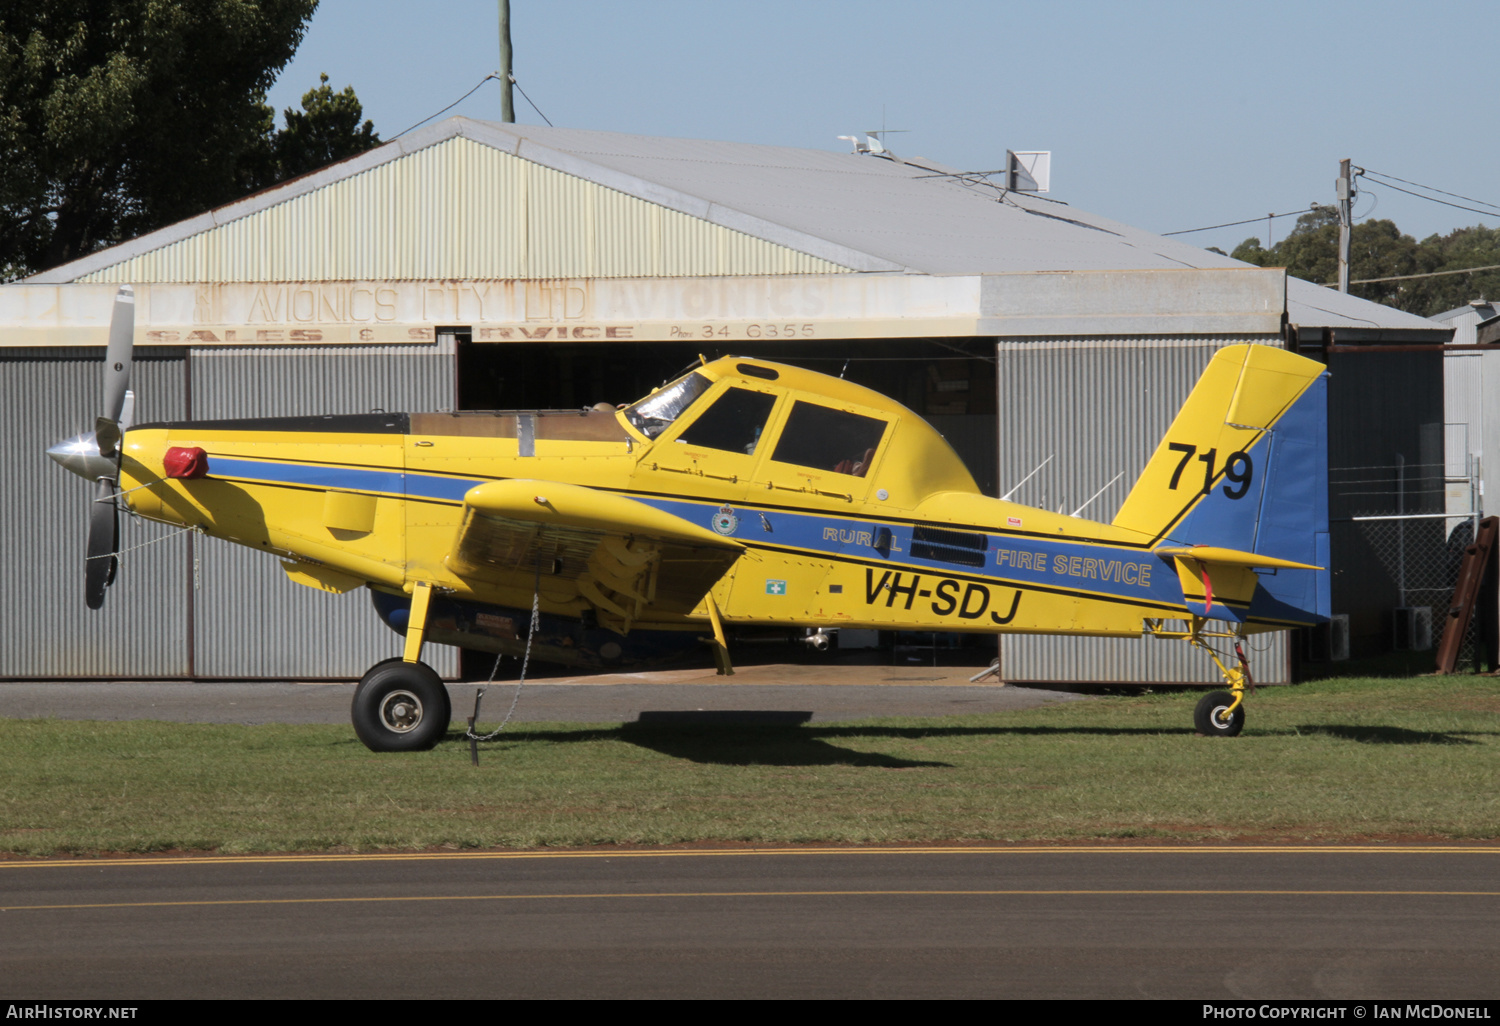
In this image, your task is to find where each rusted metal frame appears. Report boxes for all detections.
[1435,517,1498,674]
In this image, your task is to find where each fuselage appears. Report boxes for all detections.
[114,357,1300,641]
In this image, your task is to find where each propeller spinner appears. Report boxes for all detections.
[46,285,135,609]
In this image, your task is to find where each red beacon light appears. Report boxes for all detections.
[163,446,209,479]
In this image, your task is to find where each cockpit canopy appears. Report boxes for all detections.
[622,358,979,504]
[624,372,713,439]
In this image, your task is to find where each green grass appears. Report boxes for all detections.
[3,672,1499,856]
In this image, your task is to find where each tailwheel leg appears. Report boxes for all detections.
[1185,616,1248,738]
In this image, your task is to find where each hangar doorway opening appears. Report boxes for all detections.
[452,334,999,493]
[450,333,1003,673]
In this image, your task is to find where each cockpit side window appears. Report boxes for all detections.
[770,401,888,477]
[623,372,712,439]
[675,387,778,454]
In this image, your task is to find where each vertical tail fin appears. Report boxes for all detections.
[1113,344,1329,623]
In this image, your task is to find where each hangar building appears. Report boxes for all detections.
[0,118,1450,681]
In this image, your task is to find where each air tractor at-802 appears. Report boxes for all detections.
[50,285,1329,751]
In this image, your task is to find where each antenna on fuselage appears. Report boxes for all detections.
[1069,471,1126,518]
[999,454,1053,502]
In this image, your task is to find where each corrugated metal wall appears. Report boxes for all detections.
[5,341,458,679]
[993,336,1289,684]
[1444,350,1494,518]
[4,348,191,677]
[187,340,458,678]
[78,138,851,284]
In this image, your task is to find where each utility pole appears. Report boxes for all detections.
[498,0,515,123]
[1336,158,1352,293]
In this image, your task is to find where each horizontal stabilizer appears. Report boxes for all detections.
[1155,544,1321,622]
[1154,545,1320,572]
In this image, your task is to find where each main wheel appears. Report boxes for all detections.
[351,659,452,752]
[1193,690,1245,737]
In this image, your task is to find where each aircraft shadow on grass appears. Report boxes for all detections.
[620,712,953,768]
[1292,724,1486,745]
[435,720,1491,766]
[449,718,1222,768]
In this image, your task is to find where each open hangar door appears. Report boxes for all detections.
[450,332,1001,673]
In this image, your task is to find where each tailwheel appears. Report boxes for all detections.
[1157,617,1253,737]
[351,659,452,752]
[1193,690,1245,737]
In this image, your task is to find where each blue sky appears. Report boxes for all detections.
[266,0,1499,258]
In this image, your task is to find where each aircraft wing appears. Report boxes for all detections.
[445,479,743,632]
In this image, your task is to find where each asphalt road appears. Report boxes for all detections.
[3,847,1497,999]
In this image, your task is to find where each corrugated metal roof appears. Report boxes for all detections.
[62,136,852,283]
[1284,278,1444,333]
[27,117,1442,333]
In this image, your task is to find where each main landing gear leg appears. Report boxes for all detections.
[1183,615,1251,737]
[351,582,452,752]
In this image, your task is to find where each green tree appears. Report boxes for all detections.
[1232,205,1424,310]
[241,72,380,190]
[0,1,375,280]
[1231,203,1500,316]
[1402,224,1500,316]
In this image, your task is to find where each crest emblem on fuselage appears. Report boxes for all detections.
[711,505,739,536]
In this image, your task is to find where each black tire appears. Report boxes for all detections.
[1194,690,1245,737]
[351,660,452,752]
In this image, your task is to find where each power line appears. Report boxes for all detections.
[510,74,552,127]
[1162,208,1314,236]
[394,74,498,138]
[392,71,554,138]
[1357,168,1500,214]
[1356,177,1500,220]
[1319,262,1500,287]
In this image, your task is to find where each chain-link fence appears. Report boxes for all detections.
[1330,455,1482,666]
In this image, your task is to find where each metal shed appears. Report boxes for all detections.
[1,118,1448,682]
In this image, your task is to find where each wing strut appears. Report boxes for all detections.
[704,593,734,676]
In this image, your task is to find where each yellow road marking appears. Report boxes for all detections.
[4,888,1499,913]
[2,845,1499,870]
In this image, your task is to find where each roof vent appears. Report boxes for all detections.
[1006,150,1051,193]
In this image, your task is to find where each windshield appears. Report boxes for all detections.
[624,372,713,439]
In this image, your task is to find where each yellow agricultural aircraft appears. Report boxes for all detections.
[50,286,1329,751]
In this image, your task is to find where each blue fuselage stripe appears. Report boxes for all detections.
[206,457,1311,621]
[632,497,1179,608]
[210,458,480,502]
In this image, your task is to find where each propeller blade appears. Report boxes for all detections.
[118,389,135,434]
[105,496,119,587]
[98,285,134,457]
[85,478,118,610]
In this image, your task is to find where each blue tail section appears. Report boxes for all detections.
[1167,372,1330,624]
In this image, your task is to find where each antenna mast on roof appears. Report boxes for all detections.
[498,0,515,122]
